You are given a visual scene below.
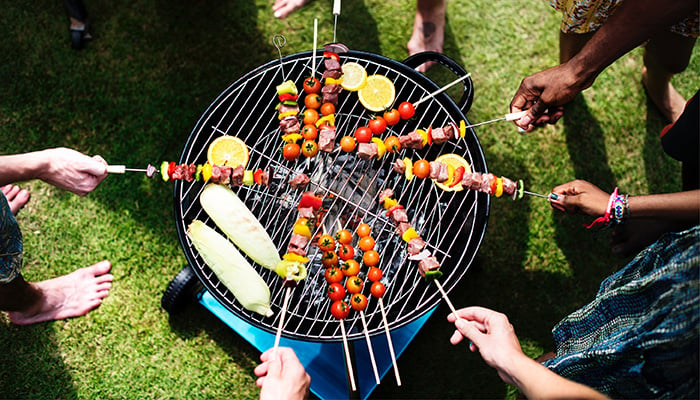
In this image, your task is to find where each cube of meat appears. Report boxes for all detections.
[378,188,394,204]
[278,103,299,115]
[461,172,474,188]
[468,172,483,191]
[297,206,315,219]
[395,222,412,237]
[279,116,300,135]
[480,174,495,195]
[437,162,449,183]
[501,176,517,196]
[399,131,423,149]
[324,58,341,71]
[418,255,440,277]
[229,166,243,186]
[407,237,426,256]
[430,127,449,144]
[322,69,343,80]
[442,124,455,140]
[429,161,440,179]
[393,158,406,173]
[389,207,409,224]
[357,142,378,160]
[318,126,337,152]
[287,234,309,256]
[289,173,310,190]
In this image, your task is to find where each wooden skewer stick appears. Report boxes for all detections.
[272,286,292,357]
[311,19,318,77]
[339,320,357,392]
[359,311,381,384]
[433,279,458,317]
[413,73,471,108]
[378,297,401,386]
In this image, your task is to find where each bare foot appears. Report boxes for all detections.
[407,0,446,72]
[8,260,113,325]
[272,0,311,19]
[1,185,30,216]
[641,66,686,122]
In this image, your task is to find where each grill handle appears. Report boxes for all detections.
[402,51,474,113]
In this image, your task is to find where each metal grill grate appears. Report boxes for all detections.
[174,50,489,342]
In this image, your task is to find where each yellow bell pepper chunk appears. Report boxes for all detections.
[372,137,387,159]
[325,77,343,85]
[404,157,414,181]
[292,218,313,238]
[202,163,213,182]
[281,133,303,143]
[383,197,398,210]
[401,227,419,243]
[495,177,504,198]
[416,129,429,147]
[315,114,335,127]
[282,253,310,263]
[459,120,466,138]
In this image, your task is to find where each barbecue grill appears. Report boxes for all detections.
[163,49,489,399]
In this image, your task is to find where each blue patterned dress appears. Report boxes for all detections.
[543,225,699,398]
[0,191,23,283]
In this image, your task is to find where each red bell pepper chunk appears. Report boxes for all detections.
[323,51,339,61]
[298,192,323,211]
[487,173,498,194]
[426,126,433,145]
[450,166,466,188]
[278,93,299,102]
[253,169,264,185]
[167,161,176,177]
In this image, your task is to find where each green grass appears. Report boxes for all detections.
[0,0,698,398]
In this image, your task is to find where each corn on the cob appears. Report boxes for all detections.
[187,220,273,317]
[200,183,281,270]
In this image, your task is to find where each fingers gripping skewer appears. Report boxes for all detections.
[463,111,527,130]
[359,311,381,384]
[378,298,402,386]
[339,320,357,392]
[412,73,471,108]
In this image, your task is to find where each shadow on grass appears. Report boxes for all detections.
[0,322,78,399]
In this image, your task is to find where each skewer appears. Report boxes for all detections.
[339,320,357,392]
[463,111,527,130]
[272,34,287,80]
[359,311,381,384]
[272,284,292,357]
[107,164,157,177]
[412,73,471,108]
[311,19,318,77]
[432,279,458,317]
[332,0,341,43]
[378,297,402,386]
[523,190,554,199]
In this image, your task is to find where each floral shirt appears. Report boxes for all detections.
[0,191,23,283]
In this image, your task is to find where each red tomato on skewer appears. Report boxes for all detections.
[335,229,353,244]
[398,101,415,119]
[346,276,364,294]
[303,77,321,94]
[354,127,373,144]
[327,282,346,302]
[383,109,401,125]
[322,250,339,268]
[358,236,375,252]
[317,234,336,251]
[342,259,361,276]
[368,116,387,135]
[370,281,386,298]
[325,266,344,284]
[367,267,383,282]
[350,293,368,311]
[330,300,350,319]
[356,223,371,237]
[362,250,380,266]
[337,243,355,261]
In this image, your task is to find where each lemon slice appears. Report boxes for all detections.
[434,153,472,192]
[207,136,249,167]
[341,62,367,91]
[358,75,395,112]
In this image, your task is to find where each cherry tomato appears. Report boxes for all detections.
[301,139,319,158]
[370,281,386,298]
[303,77,321,94]
[302,109,319,125]
[340,136,357,152]
[356,223,371,237]
[367,266,383,282]
[413,159,431,179]
[362,249,380,266]
[342,259,361,276]
[330,300,350,319]
[368,116,387,135]
[320,102,336,116]
[322,250,339,268]
[304,93,322,109]
[282,143,301,161]
[398,101,415,119]
[301,124,318,140]
[325,266,344,284]
[337,243,355,261]
[354,126,373,144]
[346,276,364,294]
[327,282,346,302]
[317,234,336,251]
[384,136,401,153]
[350,293,368,311]
[358,236,375,252]
[383,109,401,125]
[335,229,353,244]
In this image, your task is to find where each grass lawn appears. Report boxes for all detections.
[0,0,698,398]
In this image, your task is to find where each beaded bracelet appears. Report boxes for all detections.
[585,187,628,229]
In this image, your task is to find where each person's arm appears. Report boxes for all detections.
[511,0,698,131]
[0,148,108,196]
[254,347,310,400]
[550,179,700,222]
[448,307,609,400]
